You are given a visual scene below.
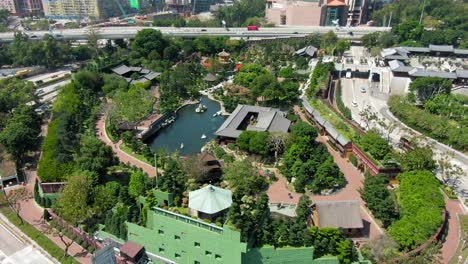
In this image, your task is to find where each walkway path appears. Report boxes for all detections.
[95,114,156,177]
[12,170,92,263]
[294,104,466,262]
[442,198,466,264]
[4,120,92,263]
[266,127,384,241]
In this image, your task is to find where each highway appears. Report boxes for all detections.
[0,26,391,42]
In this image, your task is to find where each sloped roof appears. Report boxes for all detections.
[315,200,363,229]
[144,71,161,81]
[327,0,345,6]
[218,50,230,57]
[295,45,317,57]
[203,73,217,82]
[215,105,291,138]
[120,241,144,259]
[111,65,132,75]
[189,185,232,214]
[429,45,454,52]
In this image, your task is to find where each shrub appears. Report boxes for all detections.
[227,143,235,151]
[349,154,358,167]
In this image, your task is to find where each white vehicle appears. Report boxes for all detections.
[346,70,352,78]
[360,86,366,93]
[352,101,358,107]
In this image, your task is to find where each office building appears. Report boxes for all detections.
[17,0,44,16]
[0,0,17,14]
[42,0,100,19]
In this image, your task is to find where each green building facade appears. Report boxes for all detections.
[126,207,344,264]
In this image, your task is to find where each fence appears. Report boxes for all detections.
[46,209,103,251]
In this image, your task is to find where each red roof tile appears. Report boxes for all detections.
[120,241,144,259]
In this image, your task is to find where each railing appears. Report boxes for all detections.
[153,207,223,234]
[46,209,103,250]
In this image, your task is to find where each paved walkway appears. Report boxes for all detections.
[95,114,156,177]
[442,198,466,264]
[294,104,466,261]
[266,134,384,241]
[10,170,92,264]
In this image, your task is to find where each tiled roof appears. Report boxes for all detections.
[215,105,290,138]
[120,241,144,259]
[315,200,363,229]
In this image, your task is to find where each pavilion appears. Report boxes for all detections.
[188,184,232,220]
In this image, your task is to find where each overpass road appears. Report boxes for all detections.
[0,26,391,42]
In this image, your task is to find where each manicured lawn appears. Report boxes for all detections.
[449,215,468,264]
[308,98,357,140]
[0,194,78,264]
[120,143,151,164]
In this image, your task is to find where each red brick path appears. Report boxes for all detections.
[95,114,156,177]
[442,198,466,264]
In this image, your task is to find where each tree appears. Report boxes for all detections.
[56,173,94,225]
[309,157,347,193]
[0,105,41,163]
[437,152,464,188]
[296,195,311,223]
[0,78,36,114]
[46,219,75,257]
[160,158,187,199]
[77,135,115,178]
[112,84,154,124]
[359,130,390,160]
[268,132,289,165]
[359,174,399,227]
[128,170,146,199]
[289,121,318,141]
[182,156,211,183]
[335,39,350,55]
[6,187,31,224]
[93,182,120,215]
[102,74,128,94]
[237,131,270,156]
[359,105,378,130]
[409,77,452,104]
[223,159,267,192]
[131,29,168,60]
[399,147,436,172]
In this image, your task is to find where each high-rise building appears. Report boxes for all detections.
[0,0,18,15]
[42,0,100,19]
[17,0,44,16]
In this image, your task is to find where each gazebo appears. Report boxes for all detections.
[188,185,232,220]
[203,73,217,82]
[218,50,231,64]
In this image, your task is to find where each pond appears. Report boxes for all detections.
[147,96,226,156]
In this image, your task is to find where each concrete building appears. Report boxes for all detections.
[125,207,346,264]
[17,0,44,16]
[0,0,17,14]
[42,0,100,19]
[265,0,323,26]
[265,0,373,26]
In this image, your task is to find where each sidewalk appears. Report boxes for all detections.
[17,170,92,263]
[442,197,466,263]
[0,212,58,263]
[95,114,156,177]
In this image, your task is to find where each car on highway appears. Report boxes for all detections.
[201,29,207,32]
[29,34,38,39]
[36,88,44,94]
[247,25,259,31]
